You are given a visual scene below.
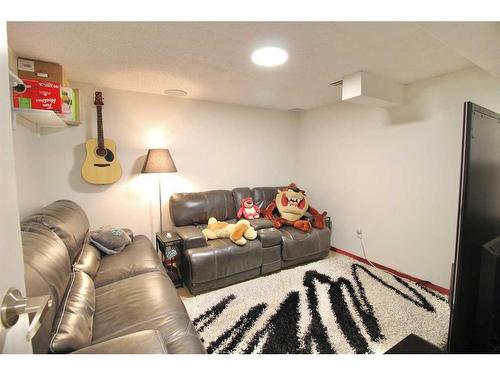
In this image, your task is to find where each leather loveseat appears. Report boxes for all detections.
[20,200,205,354]
[169,186,331,295]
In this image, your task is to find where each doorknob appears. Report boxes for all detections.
[1,288,52,341]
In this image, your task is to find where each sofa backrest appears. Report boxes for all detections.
[20,200,92,353]
[169,190,236,226]
[21,223,72,353]
[21,200,89,263]
[170,187,282,226]
[232,187,252,211]
[251,186,280,210]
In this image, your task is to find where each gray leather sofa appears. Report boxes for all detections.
[21,200,205,354]
[169,186,331,295]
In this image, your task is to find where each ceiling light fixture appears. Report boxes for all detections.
[251,47,288,67]
[288,108,304,112]
[164,89,187,97]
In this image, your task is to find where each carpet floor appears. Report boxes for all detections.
[180,252,450,354]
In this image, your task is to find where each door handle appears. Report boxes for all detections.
[1,288,52,341]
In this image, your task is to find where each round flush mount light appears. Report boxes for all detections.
[164,89,187,97]
[251,47,288,67]
[288,108,303,112]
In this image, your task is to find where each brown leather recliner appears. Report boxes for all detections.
[169,186,331,295]
[21,200,205,354]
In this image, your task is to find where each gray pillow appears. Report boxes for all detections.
[90,226,132,255]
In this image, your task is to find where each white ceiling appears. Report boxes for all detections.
[7,22,494,111]
[418,22,500,79]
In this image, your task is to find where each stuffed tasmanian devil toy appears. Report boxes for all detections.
[262,183,327,232]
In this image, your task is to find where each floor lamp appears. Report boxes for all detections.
[141,149,177,232]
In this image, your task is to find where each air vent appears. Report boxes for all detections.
[329,80,343,87]
[164,89,187,97]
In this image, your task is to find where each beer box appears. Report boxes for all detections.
[17,58,64,85]
[58,87,81,124]
[13,79,62,113]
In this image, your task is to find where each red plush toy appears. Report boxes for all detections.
[237,197,261,220]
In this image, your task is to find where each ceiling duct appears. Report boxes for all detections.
[341,71,406,107]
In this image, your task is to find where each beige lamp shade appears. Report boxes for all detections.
[141,149,177,173]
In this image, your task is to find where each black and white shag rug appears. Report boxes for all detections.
[181,253,450,354]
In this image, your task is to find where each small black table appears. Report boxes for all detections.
[155,231,183,288]
[156,231,182,259]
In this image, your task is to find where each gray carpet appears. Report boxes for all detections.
[181,253,450,354]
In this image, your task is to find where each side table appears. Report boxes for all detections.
[156,231,183,288]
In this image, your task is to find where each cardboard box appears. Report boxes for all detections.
[58,87,80,124]
[17,57,64,85]
[12,79,62,113]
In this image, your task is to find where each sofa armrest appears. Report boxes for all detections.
[303,213,332,230]
[249,218,275,230]
[73,330,168,354]
[175,225,207,250]
[257,227,282,247]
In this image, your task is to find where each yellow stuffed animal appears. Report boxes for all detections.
[202,217,257,246]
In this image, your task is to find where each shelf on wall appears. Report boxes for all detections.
[9,70,24,87]
[13,108,69,128]
[9,70,82,133]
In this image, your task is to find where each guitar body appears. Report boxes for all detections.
[82,138,122,185]
[81,91,122,185]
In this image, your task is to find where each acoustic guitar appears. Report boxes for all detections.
[81,92,122,185]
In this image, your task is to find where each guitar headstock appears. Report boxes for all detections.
[94,91,104,106]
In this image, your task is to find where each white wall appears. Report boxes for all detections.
[13,82,298,241]
[12,123,45,217]
[296,67,500,287]
[8,47,44,217]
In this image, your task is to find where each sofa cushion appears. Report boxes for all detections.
[183,238,263,284]
[73,238,101,278]
[50,271,95,354]
[21,227,72,353]
[22,200,89,262]
[93,235,164,288]
[73,330,168,354]
[169,190,236,226]
[280,227,331,261]
[92,271,205,353]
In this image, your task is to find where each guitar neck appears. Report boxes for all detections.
[96,106,105,150]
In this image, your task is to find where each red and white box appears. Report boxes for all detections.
[12,79,62,112]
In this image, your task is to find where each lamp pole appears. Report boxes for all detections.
[158,174,163,232]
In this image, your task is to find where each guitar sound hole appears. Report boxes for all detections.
[95,148,115,162]
[105,149,115,162]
